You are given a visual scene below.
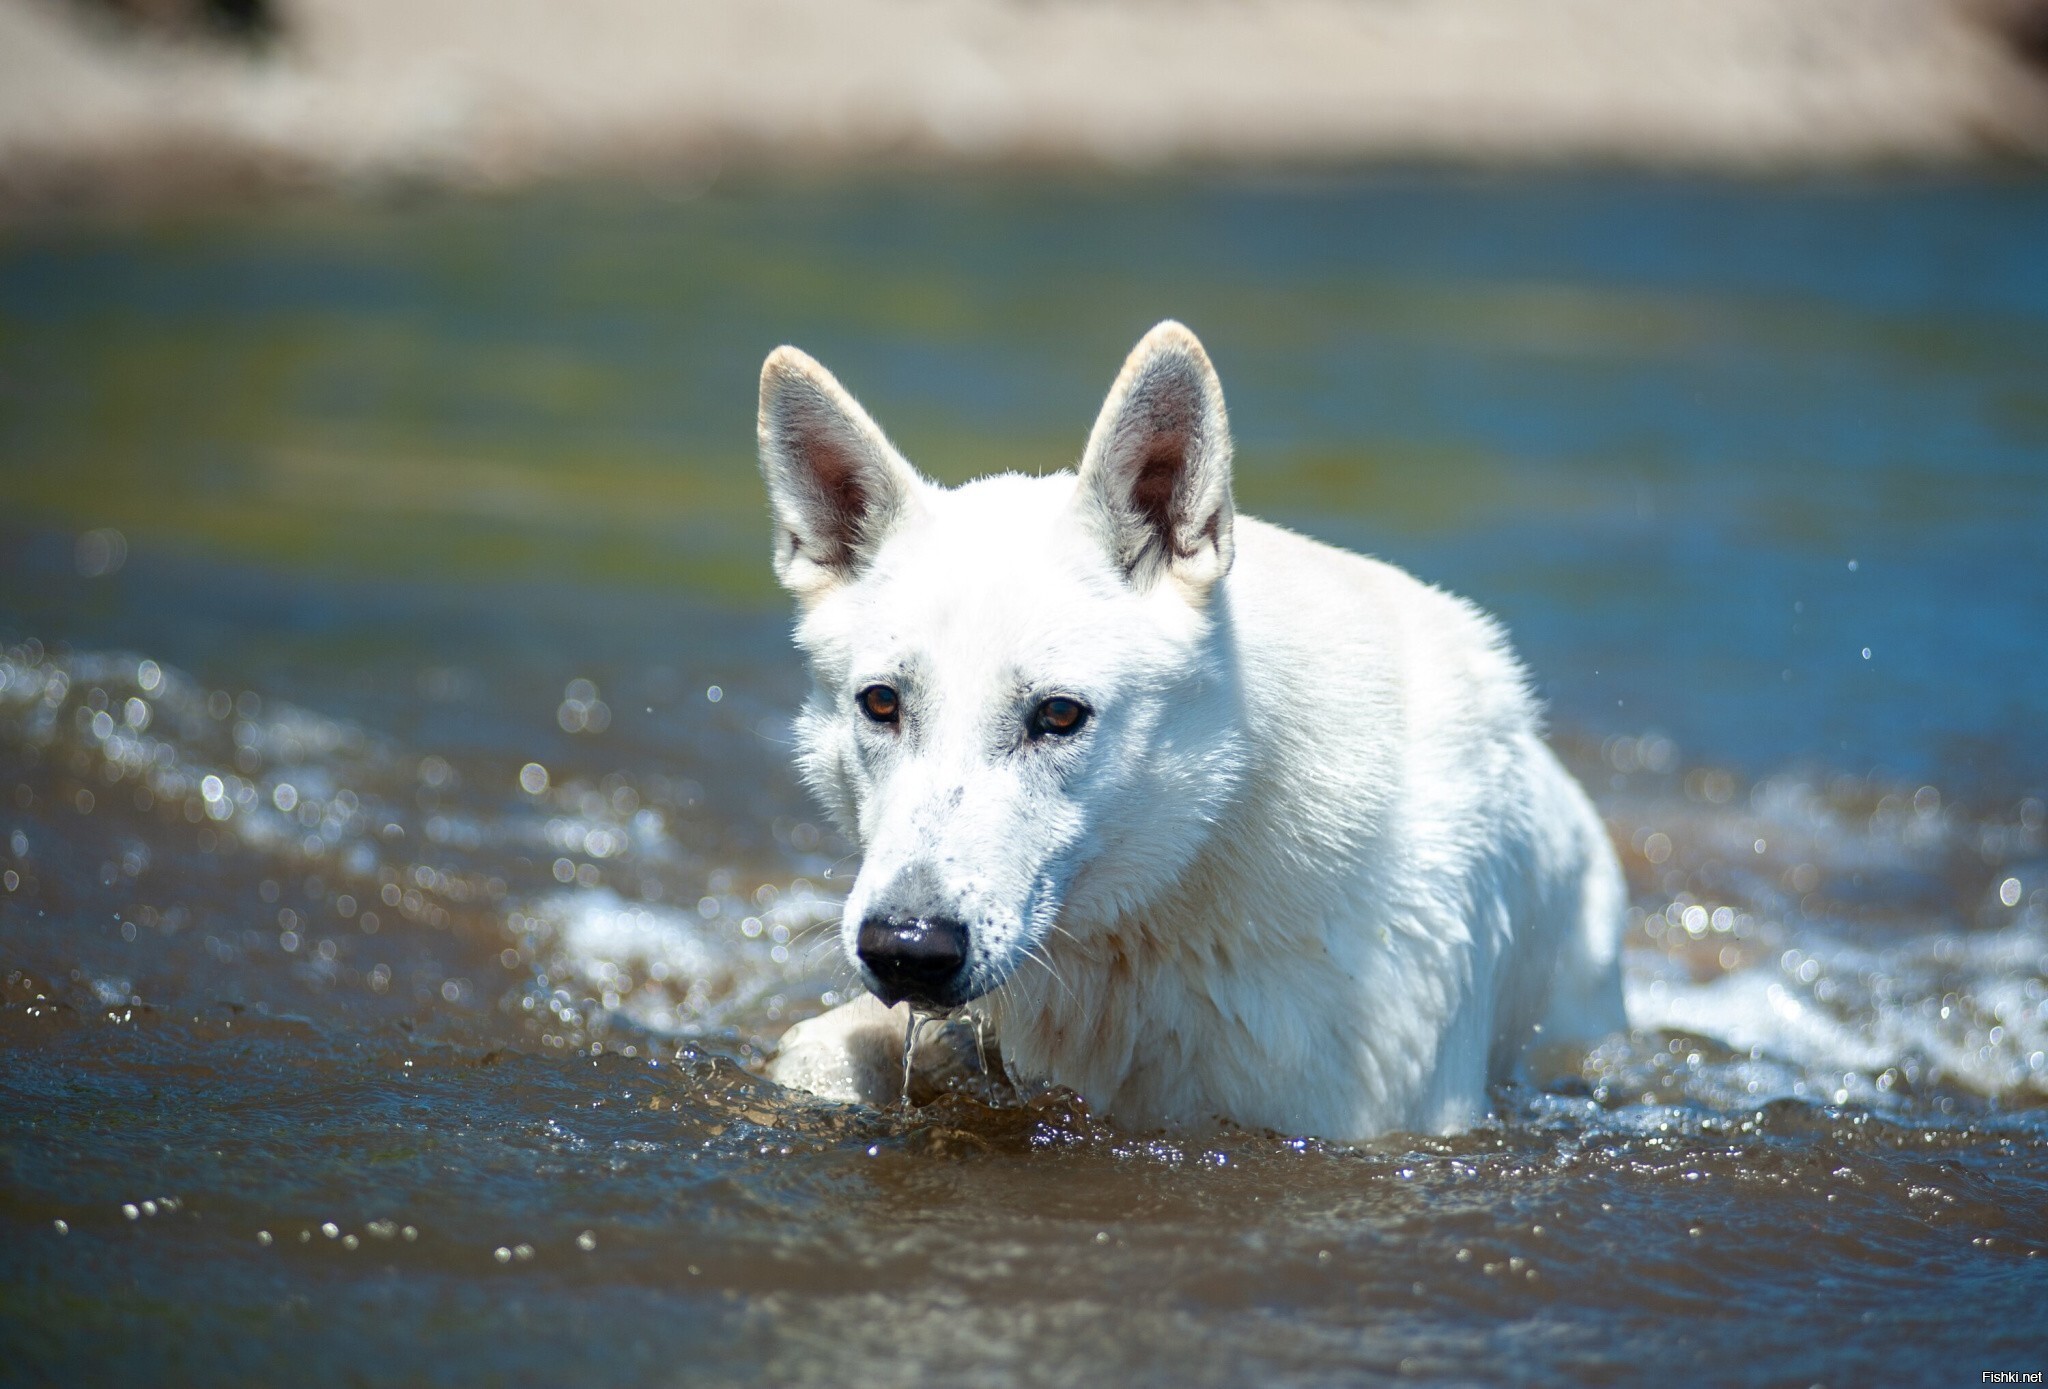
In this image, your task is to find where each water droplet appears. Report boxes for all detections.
[75,528,127,577]
[901,1010,919,1108]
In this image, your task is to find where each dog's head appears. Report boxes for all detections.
[757,321,1246,1012]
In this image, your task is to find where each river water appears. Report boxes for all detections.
[2,173,2045,1385]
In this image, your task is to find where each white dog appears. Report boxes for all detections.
[760,321,1625,1141]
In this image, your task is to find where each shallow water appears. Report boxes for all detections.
[3,173,2047,1385]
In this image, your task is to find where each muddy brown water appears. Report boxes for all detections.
[3,174,2046,1385]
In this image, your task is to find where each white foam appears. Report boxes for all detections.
[1628,917,2048,1105]
[520,887,845,1039]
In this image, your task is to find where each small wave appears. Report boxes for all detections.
[0,639,851,1053]
[509,888,846,1044]
[1627,919,2048,1108]
[1597,734,2048,1112]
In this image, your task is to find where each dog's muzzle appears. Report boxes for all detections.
[856,912,971,1009]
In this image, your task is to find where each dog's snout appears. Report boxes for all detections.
[856,913,970,1007]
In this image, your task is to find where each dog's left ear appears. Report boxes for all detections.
[1073,320,1235,601]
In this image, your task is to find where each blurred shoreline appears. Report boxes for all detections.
[4,0,2048,221]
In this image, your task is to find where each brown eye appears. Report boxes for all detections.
[1031,696,1089,738]
[858,684,900,724]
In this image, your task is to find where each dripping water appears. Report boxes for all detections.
[900,1009,926,1109]
[902,1007,985,1107]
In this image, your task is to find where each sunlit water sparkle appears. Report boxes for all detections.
[4,173,2047,1386]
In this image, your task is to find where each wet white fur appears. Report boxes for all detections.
[761,322,1625,1141]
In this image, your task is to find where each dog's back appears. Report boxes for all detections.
[981,514,1626,1137]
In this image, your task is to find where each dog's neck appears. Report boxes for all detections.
[979,725,1397,1130]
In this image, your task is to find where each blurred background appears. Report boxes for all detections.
[6,0,2048,192]
[4,3,2048,1386]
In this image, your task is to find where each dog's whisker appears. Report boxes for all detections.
[788,920,836,947]
[1022,942,1074,1002]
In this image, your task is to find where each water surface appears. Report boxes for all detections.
[3,173,2046,1385]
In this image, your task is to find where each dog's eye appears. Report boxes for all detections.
[857,684,900,724]
[1031,696,1089,738]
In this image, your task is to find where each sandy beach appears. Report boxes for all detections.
[4,0,2047,212]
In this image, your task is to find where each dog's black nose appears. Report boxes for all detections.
[856,913,970,1007]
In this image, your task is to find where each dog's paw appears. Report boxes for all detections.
[766,996,912,1105]
[768,997,1013,1108]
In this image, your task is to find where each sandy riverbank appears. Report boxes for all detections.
[4,0,2048,213]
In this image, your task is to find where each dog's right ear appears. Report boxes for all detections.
[758,346,929,600]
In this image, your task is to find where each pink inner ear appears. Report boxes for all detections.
[810,437,867,519]
[1131,432,1187,538]
[802,434,869,561]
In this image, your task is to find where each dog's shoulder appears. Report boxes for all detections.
[1227,513,1535,731]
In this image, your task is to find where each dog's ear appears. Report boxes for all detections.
[1073,321,1235,600]
[758,346,929,599]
